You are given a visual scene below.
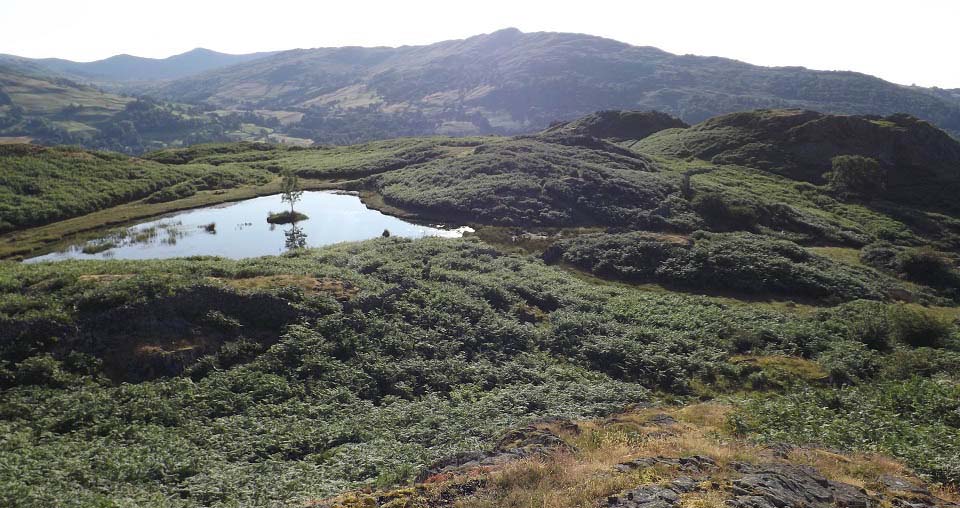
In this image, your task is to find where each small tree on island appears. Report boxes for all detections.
[268,168,308,224]
[280,167,303,216]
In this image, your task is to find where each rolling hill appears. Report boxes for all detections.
[153,28,960,141]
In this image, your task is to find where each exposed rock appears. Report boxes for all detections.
[611,462,959,508]
[614,455,716,475]
[728,463,875,508]
[416,425,572,482]
[607,482,687,508]
[878,474,931,496]
[646,413,679,426]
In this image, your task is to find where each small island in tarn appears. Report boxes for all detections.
[267,167,308,224]
[266,210,308,224]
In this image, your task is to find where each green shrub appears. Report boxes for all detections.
[880,348,960,380]
[896,248,960,294]
[860,241,899,271]
[888,305,952,348]
[146,182,197,203]
[862,244,960,300]
[548,231,895,302]
[732,378,960,484]
[14,355,72,387]
[843,302,892,351]
[825,155,885,199]
[817,341,880,385]
[690,193,761,230]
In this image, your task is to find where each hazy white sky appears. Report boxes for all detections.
[4,0,958,88]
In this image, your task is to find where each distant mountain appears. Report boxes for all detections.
[0,64,278,153]
[5,29,960,146]
[2,48,277,84]
[152,28,960,141]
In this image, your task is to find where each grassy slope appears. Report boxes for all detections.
[0,66,284,153]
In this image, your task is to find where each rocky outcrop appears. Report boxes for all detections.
[416,424,575,482]
[727,463,875,508]
[607,476,701,508]
[608,461,959,508]
[543,110,688,141]
[614,455,717,475]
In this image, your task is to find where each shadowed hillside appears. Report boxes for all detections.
[638,109,960,210]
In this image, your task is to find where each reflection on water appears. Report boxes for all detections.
[27,191,472,262]
[284,223,308,251]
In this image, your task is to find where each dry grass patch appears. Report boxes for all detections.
[459,453,665,508]
[729,355,830,384]
[678,488,729,508]
[315,403,956,508]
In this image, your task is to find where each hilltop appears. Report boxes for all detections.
[637,109,960,210]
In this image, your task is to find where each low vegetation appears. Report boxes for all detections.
[0,144,268,232]
[2,237,959,506]
[732,378,960,485]
[545,231,926,303]
[2,108,960,506]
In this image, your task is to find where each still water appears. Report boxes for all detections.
[26,191,470,262]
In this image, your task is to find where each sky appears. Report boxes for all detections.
[3,0,958,88]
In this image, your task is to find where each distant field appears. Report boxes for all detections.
[1,73,130,114]
[52,120,99,135]
[0,136,32,144]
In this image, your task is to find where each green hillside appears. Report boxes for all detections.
[1,109,959,506]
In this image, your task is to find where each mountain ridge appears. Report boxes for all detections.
[151,28,960,139]
[4,28,960,150]
[1,47,278,83]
